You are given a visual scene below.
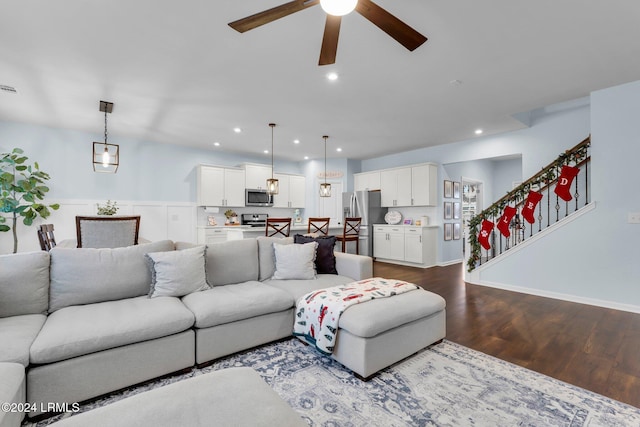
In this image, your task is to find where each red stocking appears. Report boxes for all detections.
[496,206,517,237]
[521,191,543,224]
[477,219,494,250]
[554,166,579,201]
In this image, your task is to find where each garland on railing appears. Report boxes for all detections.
[466,137,590,272]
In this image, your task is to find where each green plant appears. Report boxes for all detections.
[0,148,60,253]
[97,200,119,215]
[224,209,237,219]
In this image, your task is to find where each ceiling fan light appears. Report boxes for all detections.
[320,0,358,16]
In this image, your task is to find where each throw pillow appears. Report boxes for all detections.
[272,241,318,280]
[146,245,209,298]
[294,234,338,275]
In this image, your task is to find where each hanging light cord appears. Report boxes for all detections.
[104,109,108,145]
[271,124,275,179]
[324,135,328,184]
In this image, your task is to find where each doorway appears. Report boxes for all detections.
[318,181,343,227]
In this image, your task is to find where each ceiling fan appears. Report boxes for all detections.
[228,0,427,66]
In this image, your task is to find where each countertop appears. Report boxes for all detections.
[373,223,439,228]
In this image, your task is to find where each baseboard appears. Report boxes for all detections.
[438,259,463,267]
[467,279,640,314]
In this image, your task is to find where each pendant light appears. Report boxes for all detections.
[92,100,119,173]
[320,0,358,16]
[266,123,279,194]
[320,135,331,197]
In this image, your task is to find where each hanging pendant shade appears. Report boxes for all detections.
[320,135,331,197]
[92,101,119,173]
[266,123,279,195]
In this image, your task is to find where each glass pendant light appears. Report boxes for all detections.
[320,135,331,197]
[266,123,279,194]
[92,101,119,173]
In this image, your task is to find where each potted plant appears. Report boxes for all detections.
[0,148,60,253]
[96,200,119,215]
[224,209,238,225]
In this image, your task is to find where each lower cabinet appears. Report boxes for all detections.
[197,228,228,244]
[374,225,437,267]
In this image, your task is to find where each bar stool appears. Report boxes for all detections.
[307,217,330,236]
[265,218,292,237]
[335,217,362,254]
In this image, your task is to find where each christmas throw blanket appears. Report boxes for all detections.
[293,277,419,354]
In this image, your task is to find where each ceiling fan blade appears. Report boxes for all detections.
[229,0,319,33]
[319,15,341,66]
[355,0,427,51]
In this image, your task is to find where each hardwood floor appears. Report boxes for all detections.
[373,261,640,409]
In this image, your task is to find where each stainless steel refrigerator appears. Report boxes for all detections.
[342,190,387,257]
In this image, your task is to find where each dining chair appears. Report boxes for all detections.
[37,224,57,251]
[335,217,362,254]
[76,215,141,248]
[307,217,330,236]
[265,218,292,237]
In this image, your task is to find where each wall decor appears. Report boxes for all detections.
[444,223,453,241]
[444,180,453,198]
[453,181,461,199]
[444,202,453,220]
[404,218,413,225]
[453,223,461,240]
[453,202,461,219]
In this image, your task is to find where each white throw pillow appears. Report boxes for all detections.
[272,241,318,280]
[146,245,210,298]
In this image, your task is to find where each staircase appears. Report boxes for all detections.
[467,136,591,272]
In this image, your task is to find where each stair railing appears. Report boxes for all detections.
[467,136,591,272]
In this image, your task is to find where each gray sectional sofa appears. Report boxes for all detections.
[0,236,373,423]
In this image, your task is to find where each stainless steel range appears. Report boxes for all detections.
[241,213,268,228]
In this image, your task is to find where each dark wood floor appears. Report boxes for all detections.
[373,261,640,409]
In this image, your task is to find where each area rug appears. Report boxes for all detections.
[30,339,639,426]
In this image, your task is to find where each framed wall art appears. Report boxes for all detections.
[444,180,453,198]
[453,223,461,240]
[453,181,461,199]
[453,202,461,219]
[444,202,453,219]
[444,223,453,241]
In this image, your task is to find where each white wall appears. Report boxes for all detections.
[470,80,640,312]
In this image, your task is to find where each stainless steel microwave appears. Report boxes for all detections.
[245,189,274,207]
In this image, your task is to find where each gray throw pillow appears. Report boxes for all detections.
[146,245,210,298]
[272,241,318,280]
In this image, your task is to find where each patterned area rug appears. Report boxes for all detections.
[31,339,639,426]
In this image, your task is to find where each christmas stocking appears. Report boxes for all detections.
[554,165,579,201]
[496,206,517,237]
[477,219,494,250]
[521,190,543,224]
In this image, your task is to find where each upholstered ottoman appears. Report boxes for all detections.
[0,362,25,427]
[49,367,305,427]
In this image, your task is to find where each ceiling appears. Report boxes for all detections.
[1,1,639,162]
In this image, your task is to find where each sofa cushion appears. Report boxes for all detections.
[181,281,294,329]
[146,245,209,298]
[294,234,338,275]
[49,240,175,312]
[273,242,317,280]
[205,239,259,287]
[30,296,195,364]
[257,236,293,281]
[0,362,25,427]
[0,251,49,317]
[264,274,355,301]
[0,314,46,366]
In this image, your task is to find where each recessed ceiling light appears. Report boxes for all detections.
[293,139,300,144]
[233,127,242,133]
[450,79,463,87]
[336,147,342,152]
[326,72,338,81]
[263,149,269,154]
[304,156,309,160]
[475,129,483,135]
[213,142,220,147]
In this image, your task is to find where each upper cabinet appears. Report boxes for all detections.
[272,173,306,208]
[197,165,245,207]
[244,164,272,190]
[379,163,437,207]
[354,171,381,192]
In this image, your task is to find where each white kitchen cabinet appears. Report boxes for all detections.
[380,168,412,207]
[374,225,437,267]
[354,171,381,191]
[197,165,245,207]
[197,227,228,244]
[272,173,306,208]
[244,164,272,190]
[410,164,438,206]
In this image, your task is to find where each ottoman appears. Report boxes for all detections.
[0,362,25,427]
[49,368,306,427]
[300,287,446,379]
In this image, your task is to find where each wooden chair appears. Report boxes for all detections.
[265,218,292,237]
[307,217,330,236]
[37,224,57,251]
[76,215,141,248]
[335,217,362,254]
